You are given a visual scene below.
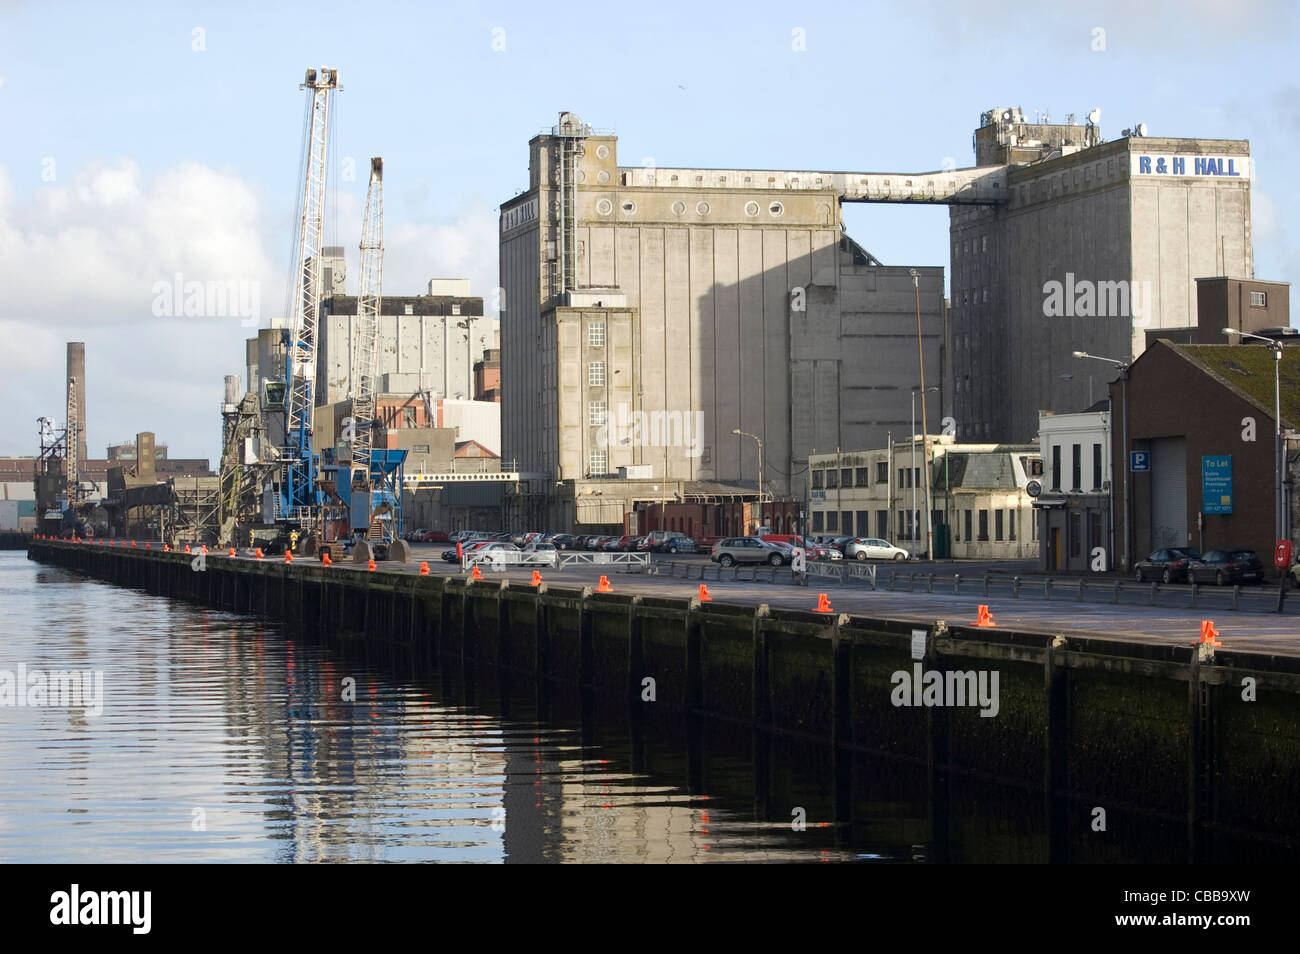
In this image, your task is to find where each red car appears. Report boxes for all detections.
[421,530,449,543]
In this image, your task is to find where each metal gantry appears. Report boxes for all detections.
[351,157,384,489]
[280,66,341,531]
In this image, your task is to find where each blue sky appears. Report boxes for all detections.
[1,0,1296,460]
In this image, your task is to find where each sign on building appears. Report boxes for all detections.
[1130,450,1149,472]
[1202,455,1233,515]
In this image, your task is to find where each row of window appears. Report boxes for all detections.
[811,461,891,490]
[808,507,1033,543]
[1050,442,1104,492]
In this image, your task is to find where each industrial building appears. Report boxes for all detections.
[952,107,1256,442]
[500,112,952,530]
[807,439,1041,560]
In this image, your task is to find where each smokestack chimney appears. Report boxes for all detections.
[67,342,87,467]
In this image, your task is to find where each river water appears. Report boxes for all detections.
[0,552,867,862]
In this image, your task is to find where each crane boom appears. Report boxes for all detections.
[280,66,341,530]
[351,157,384,488]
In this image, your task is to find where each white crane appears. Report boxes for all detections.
[351,157,384,491]
[279,66,341,529]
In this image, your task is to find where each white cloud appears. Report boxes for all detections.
[0,161,502,461]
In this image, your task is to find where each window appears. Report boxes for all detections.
[404,304,414,315]
[899,468,907,488]
[1092,444,1102,490]
[812,511,824,532]
[876,510,888,538]
[412,444,429,454]
[898,511,906,539]
[995,510,1004,541]
[588,321,606,347]
[589,401,606,426]
[1069,512,1082,557]
[588,362,605,386]
[826,512,839,532]
[1250,291,1267,307]
[876,462,888,483]
[1009,509,1017,541]
[1071,444,1081,491]
[1089,511,1103,553]
[978,510,989,541]
[857,511,870,537]
[915,467,921,489]
[841,468,853,488]
[811,470,823,490]
[451,304,461,315]
[856,467,870,486]
[403,407,416,428]
[588,449,607,474]
[825,469,839,489]
[841,512,853,535]
[1051,445,1061,490]
[964,510,972,542]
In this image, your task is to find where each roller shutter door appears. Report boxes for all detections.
[1149,437,1187,550]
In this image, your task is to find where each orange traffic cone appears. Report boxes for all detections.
[131,541,137,548]
[228,547,236,557]
[1200,620,1221,646]
[597,575,613,593]
[531,570,543,586]
[145,542,151,549]
[699,584,712,602]
[285,550,293,563]
[255,548,263,559]
[813,592,833,614]
[201,545,208,554]
[471,565,483,581]
[163,544,169,552]
[368,558,376,572]
[321,551,332,566]
[419,561,429,576]
[973,605,996,628]
[184,545,190,554]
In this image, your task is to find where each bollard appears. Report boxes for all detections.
[953,573,961,595]
[982,574,990,597]
[1112,581,1120,603]
[1190,583,1198,608]
[1149,582,1158,606]
[1012,576,1020,598]
[926,573,934,593]
[1044,577,1052,600]
[1232,584,1240,611]
[1077,579,1085,601]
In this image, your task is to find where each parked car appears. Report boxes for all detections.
[1186,548,1264,586]
[764,540,796,565]
[711,537,786,567]
[421,530,449,543]
[523,541,559,566]
[1134,547,1201,583]
[551,534,577,550]
[843,537,910,562]
[405,528,427,542]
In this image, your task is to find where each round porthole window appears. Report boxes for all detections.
[575,169,586,183]
[621,200,637,214]
[595,198,613,216]
[671,200,686,215]
[697,201,710,215]
[744,201,760,217]
[596,169,611,184]
[769,201,784,217]
[596,144,610,160]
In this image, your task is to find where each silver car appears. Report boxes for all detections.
[843,537,909,561]
[711,536,785,567]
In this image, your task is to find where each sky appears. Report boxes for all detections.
[1,0,1297,462]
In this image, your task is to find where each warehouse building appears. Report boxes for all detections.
[500,112,947,529]
[952,107,1255,442]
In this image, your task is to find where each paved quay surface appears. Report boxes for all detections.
[61,541,1300,657]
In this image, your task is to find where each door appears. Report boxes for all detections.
[1150,437,1188,550]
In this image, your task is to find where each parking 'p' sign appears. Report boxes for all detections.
[1130,450,1149,472]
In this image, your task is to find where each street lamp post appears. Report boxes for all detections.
[733,428,764,531]
[910,269,935,560]
[1223,328,1285,547]
[1074,351,1130,570]
[911,385,938,557]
